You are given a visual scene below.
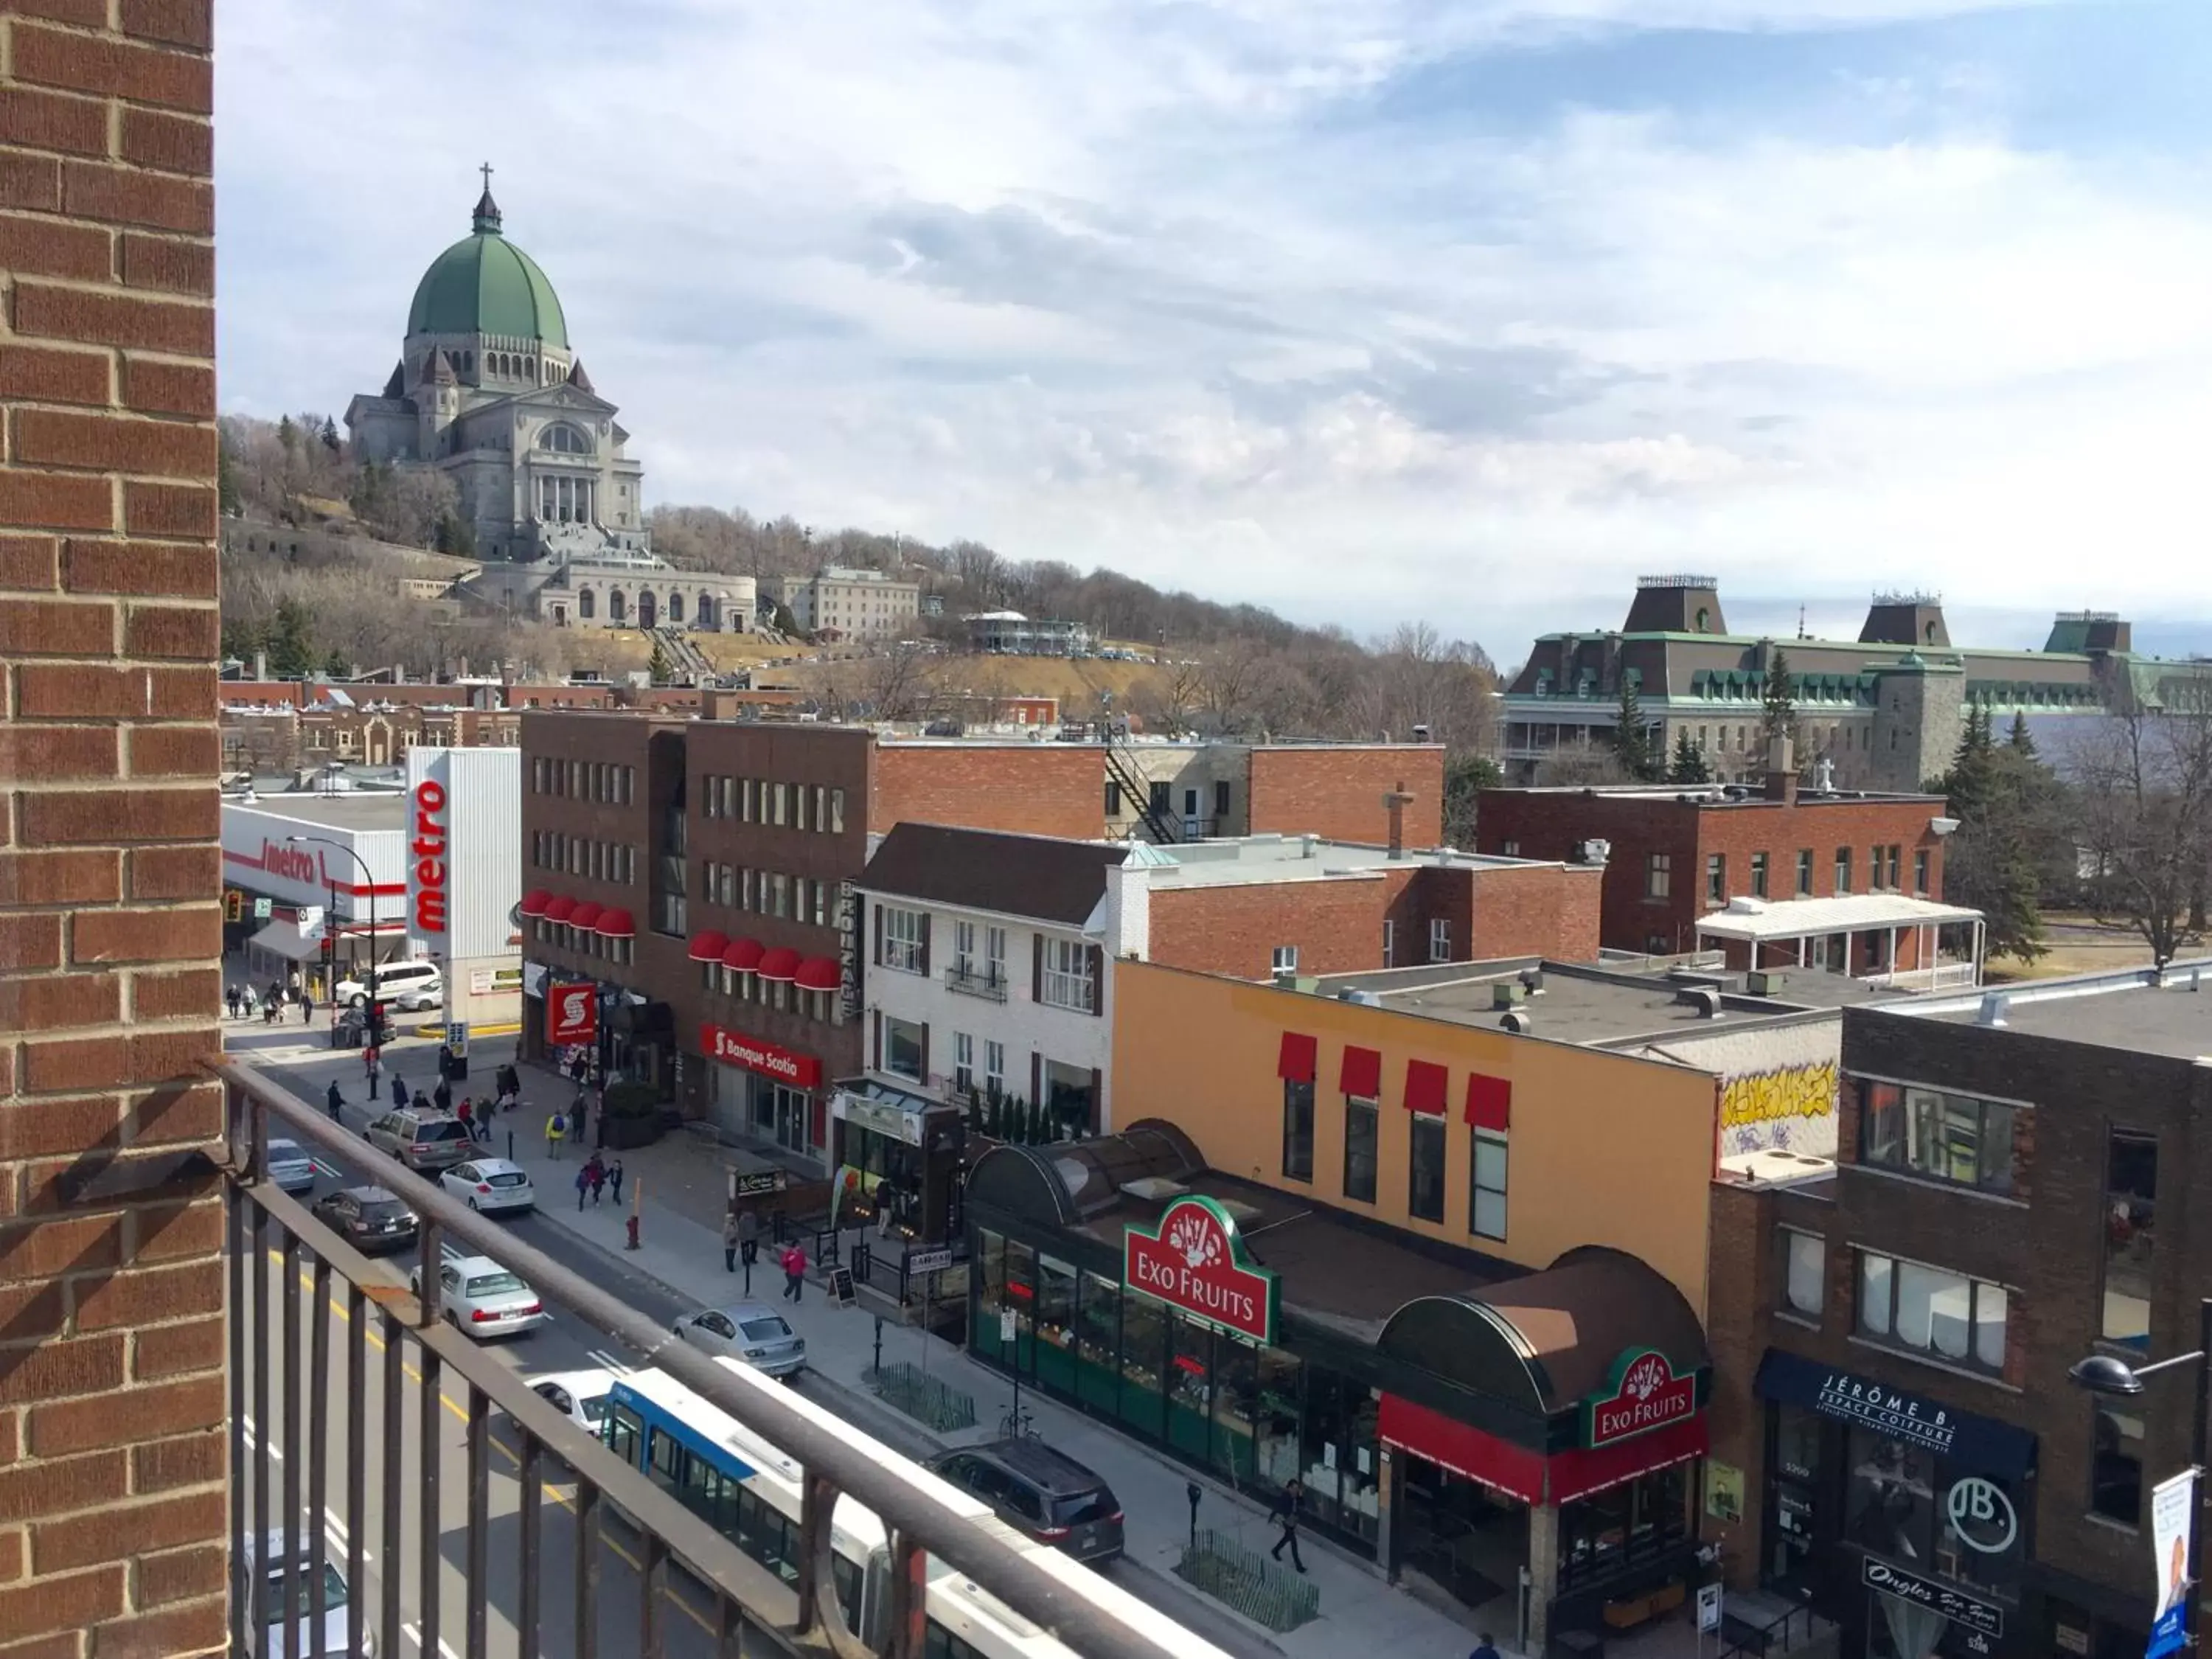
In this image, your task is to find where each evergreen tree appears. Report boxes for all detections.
[217,437,240,518]
[319,415,341,452]
[276,414,299,454]
[264,599,319,676]
[1669,727,1711,785]
[1938,701,2051,964]
[1761,647,1801,756]
[1612,678,1658,781]
[2007,711,2037,759]
[647,637,673,684]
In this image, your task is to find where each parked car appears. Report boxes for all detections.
[364,1107,472,1172]
[411,1252,547,1340]
[240,1527,367,1658]
[524,1368,618,1437]
[669,1303,805,1379]
[928,1440,1124,1563]
[335,959,440,1010]
[309,1186,418,1255]
[438,1158,536,1214]
[265,1138,319,1194]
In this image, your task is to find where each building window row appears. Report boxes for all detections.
[1856,1248,2008,1374]
[529,918,635,966]
[700,775,846,834]
[700,862,834,928]
[1281,1064,1508,1241]
[1038,937,1096,1012]
[1682,841,1927,908]
[1858,1078,2020,1195]
[531,757,636,804]
[532,831,637,885]
[698,959,838,1026]
[880,906,928,974]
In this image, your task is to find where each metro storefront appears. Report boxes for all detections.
[966,1122,1714,1652]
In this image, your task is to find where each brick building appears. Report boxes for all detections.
[1702,964,2212,1659]
[220,695,521,773]
[1105,739,1444,846]
[1477,767,1972,982]
[0,3,229,1651]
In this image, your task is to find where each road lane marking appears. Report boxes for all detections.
[240,1417,284,1461]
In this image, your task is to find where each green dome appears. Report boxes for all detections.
[405,189,568,350]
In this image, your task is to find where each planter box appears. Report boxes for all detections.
[600,1113,663,1150]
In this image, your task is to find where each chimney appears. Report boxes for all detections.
[1764,733,1797,804]
[253,648,268,682]
[1382,779,1413,860]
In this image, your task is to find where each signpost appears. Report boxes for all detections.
[907,1248,953,1276]
[1697,1582,1723,1637]
[827,1265,856,1309]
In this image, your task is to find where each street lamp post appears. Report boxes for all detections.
[287,835,378,1039]
[2070,1297,2212,1655]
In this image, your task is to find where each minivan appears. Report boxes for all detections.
[365,1107,472,1172]
[335,959,440,1009]
[928,1440,1124,1563]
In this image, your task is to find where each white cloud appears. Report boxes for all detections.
[215,0,2212,660]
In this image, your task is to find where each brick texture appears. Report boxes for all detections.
[0,4,223,1648]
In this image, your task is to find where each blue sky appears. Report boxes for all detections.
[214,1,2212,663]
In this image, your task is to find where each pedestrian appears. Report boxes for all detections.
[363,1046,379,1090]
[876,1178,897,1239]
[287,967,302,1003]
[570,1094,589,1150]
[226,984,241,1020]
[1469,1635,1502,1659]
[738,1207,759,1267]
[456,1097,474,1139]
[575,1164,591,1211]
[390,1072,407,1110]
[326,1079,344,1121]
[546,1111,566,1160]
[501,1062,521,1101]
[300,990,316,1026]
[1270,1478,1307,1573]
[587,1155,607,1206]
[723,1209,740,1273]
[263,990,279,1026]
[412,1091,431,1113]
[268,980,285,1015]
[608,1159,625,1206]
[433,1077,453,1115]
[781,1240,807,1304]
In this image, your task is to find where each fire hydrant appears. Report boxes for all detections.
[625,1213,640,1251]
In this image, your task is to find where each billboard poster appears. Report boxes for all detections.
[2149,1470,2196,1658]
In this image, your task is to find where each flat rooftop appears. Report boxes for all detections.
[1488,784,1946,809]
[1905,961,2212,1061]
[223,789,407,830]
[1139,835,1544,889]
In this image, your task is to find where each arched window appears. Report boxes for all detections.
[697,594,717,630]
[577,588,595,619]
[608,589,627,623]
[667,591,684,623]
[524,357,536,382]
[462,349,473,375]
[537,424,592,454]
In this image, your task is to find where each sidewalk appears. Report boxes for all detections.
[493,1057,1500,1659]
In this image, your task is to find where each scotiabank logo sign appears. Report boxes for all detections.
[546,982,597,1046]
[410,779,448,936]
[1124,1197,1279,1345]
[1586,1350,1699,1448]
[701,1023,821,1090]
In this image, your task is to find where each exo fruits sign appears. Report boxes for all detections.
[1586,1349,1699,1448]
[546,982,598,1046]
[701,1023,822,1090]
[1124,1196,1279,1346]
[409,778,449,937]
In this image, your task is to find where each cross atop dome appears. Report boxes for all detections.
[471,161,501,235]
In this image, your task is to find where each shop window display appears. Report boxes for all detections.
[1119,1293,1166,1440]
[1075,1272,1120,1413]
[1032,1254,1078,1395]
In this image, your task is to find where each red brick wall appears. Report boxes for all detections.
[871,743,1104,839]
[1246,746,1445,847]
[1467,863,1603,961]
[0,2,226,1651]
[1148,874,1403,978]
[1477,790,1948,955]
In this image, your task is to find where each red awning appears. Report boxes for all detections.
[1277,1032,1318,1083]
[757,947,801,982]
[793,956,841,992]
[1549,1412,1710,1506]
[1339,1045,1382,1100]
[568,901,605,931]
[1379,1392,1708,1507]
[722,936,764,972]
[541,895,577,923]
[519,888,552,918]
[1467,1074,1511,1131]
[688,930,731,963]
[594,908,636,939]
[1405,1060,1448,1116]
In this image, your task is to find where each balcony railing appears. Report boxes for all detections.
[944,962,1009,1002]
[217,1060,1205,1659]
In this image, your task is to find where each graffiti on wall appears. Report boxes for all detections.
[1720,1060,1839,1156]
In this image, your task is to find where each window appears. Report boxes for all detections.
[953,919,977,976]
[1868,844,1886,890]
[2102,1131,2156,1347]
[883,1016,925,1081]
[1470,1130,1507,1239]
[1041,938,1095,1011]
[1214,780,1231,817]
[1750,851,1769,898]
[1796,849,1813,897]
[1382,920,1395,967]
[984,1040,1004,1096]
[954,1032,974,1093]
[1834,846,1851,894]
[2092,1405,2145,1525]
[1341,1096,1380,1204]
[1857,1250,2008,1373]
[1408,1114,1446,1222]
[1428,919,1450,964]
[1281,1081,1314,1183]
[1858,1079,2018,1194]
[1646,852,1672,899]
[985,925,1006,983]
[1914,848,1930,894]
[1778,1228,1824,1318]
[882,907,925,973]
[1105,781,1121,817]
[1886,844,1903,891]
[1705,853,1725,905]
[770,782,789,827]
[1271,945,1297,975]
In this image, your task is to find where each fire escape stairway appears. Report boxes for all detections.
[1103,734,1175,843]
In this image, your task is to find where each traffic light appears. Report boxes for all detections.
[224,889,243,923]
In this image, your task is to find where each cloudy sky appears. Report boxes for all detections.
[215,1,2212,664]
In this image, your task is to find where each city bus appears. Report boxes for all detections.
[602,1367,1229,1659]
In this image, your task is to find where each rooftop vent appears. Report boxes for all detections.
[1336,989,1383,1008]
[1500,1009,1532,1034]
[1119,1176,1188,1202]
[1519,967,1546,995]
[1676,986,1723,1019]
[1746,968,1787,996]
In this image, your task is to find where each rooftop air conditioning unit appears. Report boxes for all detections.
[1747,969,1787,996]
[1500,1009,1532,1034]
[1492,982,1526,1009]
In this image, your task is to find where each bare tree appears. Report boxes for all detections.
[859,640,939,723]
[2067,683,2212,965]
[1197,639,1270,734]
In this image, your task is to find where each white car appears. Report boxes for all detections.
[335,960,440,1009]
[411,1253,548,1340]
[241,1528,368,1658]
[265,1138,318,1194]
[439,1158,535,1214]
[524,1368,617,1438]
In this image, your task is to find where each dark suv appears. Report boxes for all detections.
[928,1440,1124,1563]
[310,1185,420,1255]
